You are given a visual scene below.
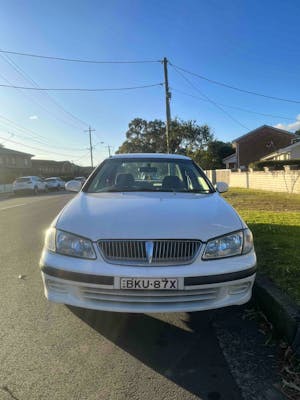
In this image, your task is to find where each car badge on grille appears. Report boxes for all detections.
[145,241,154,264]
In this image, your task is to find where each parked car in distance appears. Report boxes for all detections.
[74,176,86,184]
[13,176,48,195]
[41,153,256,313]
[65,176,86,191]
[44,177,65,191]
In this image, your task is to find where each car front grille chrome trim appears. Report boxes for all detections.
[97,239,202,266]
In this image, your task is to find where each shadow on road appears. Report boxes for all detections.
[68,306,242,400]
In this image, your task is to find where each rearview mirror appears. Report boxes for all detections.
[65,180,82,192]
[215,182,228,193]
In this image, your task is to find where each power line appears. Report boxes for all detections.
[0,113,87,151]
[170,64,249,130]
[0,135,87,158]
[0,53,89,128]
[72,151,91,163]
[170,62,300,105]
[0,70,84,131]
[0,82,164,92]
[0,49,161,64]
[0,124,87,153]
[171,88,296,121]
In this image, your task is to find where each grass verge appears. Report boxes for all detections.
[223,188,300,305]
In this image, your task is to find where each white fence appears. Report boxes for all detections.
[205,167,300,194]
[0,184,13,194]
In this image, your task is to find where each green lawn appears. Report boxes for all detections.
[223,188,300,305]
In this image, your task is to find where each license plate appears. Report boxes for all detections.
[120,278,178,290]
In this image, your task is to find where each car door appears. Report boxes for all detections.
[37,178,45,190]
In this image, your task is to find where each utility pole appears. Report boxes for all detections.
[105,145,113,157]
[84,126,96,167]
[163,57,171,153]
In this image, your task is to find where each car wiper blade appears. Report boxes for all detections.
[160,189,211,194]
[185,189,211,194]
[93,188,155,193]
[90,188,211,194]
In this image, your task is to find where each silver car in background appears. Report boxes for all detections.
[13,176,48,195]
[44,177,66,191]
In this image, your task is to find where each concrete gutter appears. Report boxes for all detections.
[0,192,13,200]
[254,274,300,356]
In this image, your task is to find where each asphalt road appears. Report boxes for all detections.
[0,193,283,400]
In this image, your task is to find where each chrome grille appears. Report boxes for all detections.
[98,240,201,266]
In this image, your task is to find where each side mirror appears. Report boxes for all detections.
[215,182,228,193]
[65,180,82,192]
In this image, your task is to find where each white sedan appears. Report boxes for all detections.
[40,153,256,313]
[44,177,65,191]
[13,176,47,195]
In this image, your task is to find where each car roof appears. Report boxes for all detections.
[16,176,37,179]
[110,153,191,160]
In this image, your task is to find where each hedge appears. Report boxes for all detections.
[249,159,300,170]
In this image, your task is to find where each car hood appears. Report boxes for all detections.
[56,192,244,242]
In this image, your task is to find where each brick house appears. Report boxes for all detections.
[260,140,300,161]
[0,147,33,183]
[223,125,296,169]
[31,159,77,177]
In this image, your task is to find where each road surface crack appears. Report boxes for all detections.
[0,385,20,400]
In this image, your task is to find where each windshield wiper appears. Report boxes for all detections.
[90,188,211,194]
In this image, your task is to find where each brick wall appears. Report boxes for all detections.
[205,168,300,194]
[235,126,294,167]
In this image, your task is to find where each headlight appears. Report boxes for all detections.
[203,229,253,260]
[44,228,96,259]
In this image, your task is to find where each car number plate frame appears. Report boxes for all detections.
[120,277,179,290]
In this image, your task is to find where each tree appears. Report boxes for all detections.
[192,140,234,169]
[116,118,213,154]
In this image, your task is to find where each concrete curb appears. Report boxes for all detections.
[0,192,13,200]
[254,274,300,356]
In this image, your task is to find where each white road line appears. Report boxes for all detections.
[0,195,71,211]
[0,199,47,211]
[0,203,27,211]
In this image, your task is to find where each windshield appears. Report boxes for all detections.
[15,178,31,183]
[85,158,213,193]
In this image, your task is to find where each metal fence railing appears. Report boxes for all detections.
[0,184,13,193]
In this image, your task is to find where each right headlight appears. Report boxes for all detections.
[202,229,253,260]
[44,227,96,259]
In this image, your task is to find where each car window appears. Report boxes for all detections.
[15,178,31,183]
[85,158,213,193]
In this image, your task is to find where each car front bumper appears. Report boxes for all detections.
[40,250,256,313]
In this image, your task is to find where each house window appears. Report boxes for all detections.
[24,158,29,166]
[10,157,16,165]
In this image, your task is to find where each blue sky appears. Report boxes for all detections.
[0,0,300,165]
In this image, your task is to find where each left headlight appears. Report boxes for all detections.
[202,229,253,260]
[45,228,96,259]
